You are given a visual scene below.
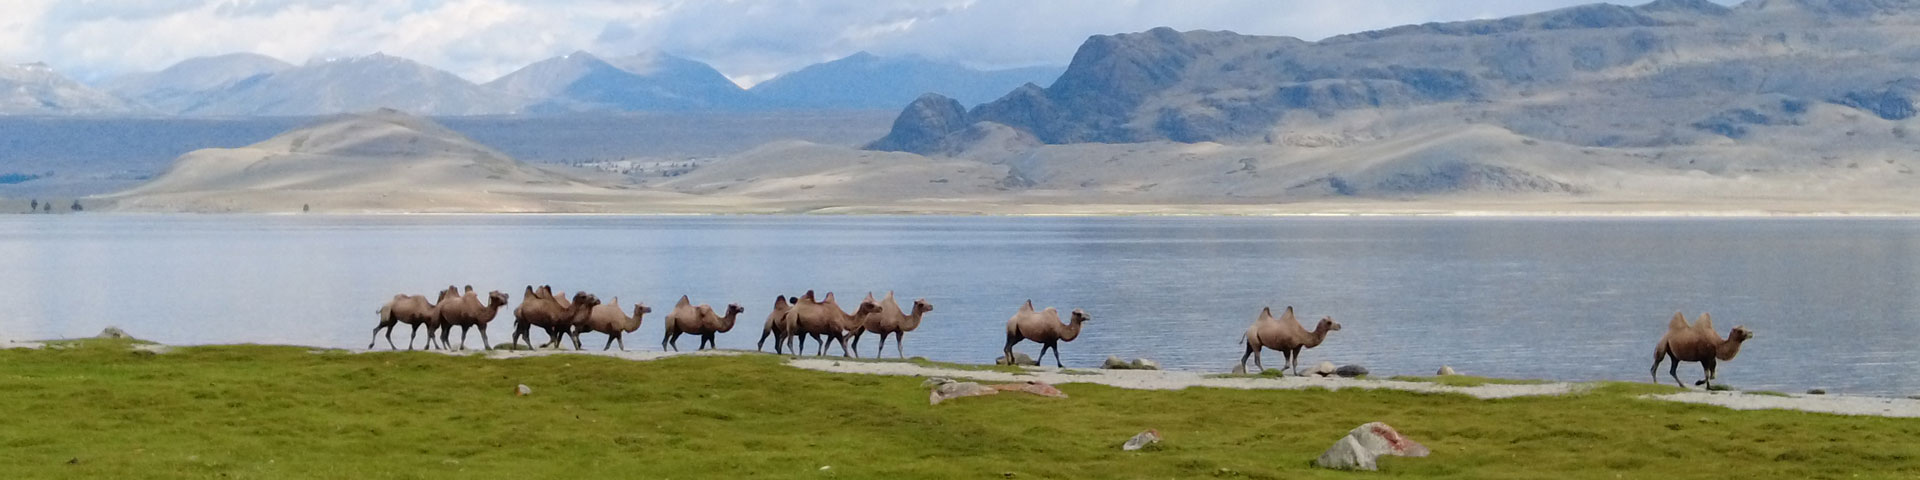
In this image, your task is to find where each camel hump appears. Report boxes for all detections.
[1280,306,1296,323]
[677,295,691,307]
[1667,312,1689,331]
[1021,300,1035,312]
[1260,306,1273,319]
[885,290,895,300]
[824,292,836,302]
[773,295,788,308]
[1696,313,1714,332]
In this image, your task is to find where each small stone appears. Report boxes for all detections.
[1908,394,1920,401]
[819,466,831,471]
[1436,365,1456,376]
[1806,388,1826,395]
[995,352,1037,366]
[1122,429,1162,451]
[1103,355,1130,369]
[1130,358,1160,370]
[96,327,131,340]
[1312,361,1338,377]
[514,384,531,396]
[1231,363,1247,375]
[1336,365,1369,378]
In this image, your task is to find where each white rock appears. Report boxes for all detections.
[1231,363,1247,375]
[1130,358,1160,370]
[1103,355,1130,369]
[1121,429,1162,451]
[1312,361,1338,377]
[1436,365,1457,376]
[514,384,531,396]
[1314,422,1430,471]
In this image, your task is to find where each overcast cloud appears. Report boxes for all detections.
[1,0,1739,86]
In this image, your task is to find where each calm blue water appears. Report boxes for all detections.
[2,215,1916,395]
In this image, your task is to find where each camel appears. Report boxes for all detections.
[512,289,600,350]
[1002,301,1091,368]
[420,285,462,349]
[781,291,878,357]
[437,289,509,350]
[849,292,935,358]
[370,287,456,350]
[662,296,744,351]
[756,294,796,352]
[1651,312,1754,388]
[1238,306,1341,376]
[574,297,652,351]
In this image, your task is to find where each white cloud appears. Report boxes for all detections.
[4,0,1739,84]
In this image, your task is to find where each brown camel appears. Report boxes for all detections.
[1002,301,1090,368]
[781,291,879,357]
[850,292,935,358]
[370,287,456,350]
[512,289,600,350]
[1238,306,1341,376]
[1651,312,1754,388]
[437,290,509,350]
[756,294,798,352]
[420,285,462,350]
[574,297,652,351]
[662,296,744,351]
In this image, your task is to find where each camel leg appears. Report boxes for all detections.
[459,325,471,351]
[616,334,626,352]
[850,331,863,355]
[1668,355,1685,387]
[758,329,772,352]
[369,325,386,350]
[895,332,906,359]
[1650,350,1664,384]
[1046,342,1064,368]
[440,325,453,351]
[571,329,584,351]
[837,334,854,358]
[1291,347,1305,376]
[1282,348,1296,376]
[872,333,885,358]
[478,327,491,351]
[604,335,615,351]
[1003,332,1021,366]
[1696,358,1717,387]
[1242,345,1258,373]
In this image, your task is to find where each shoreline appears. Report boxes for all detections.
[13,337,1916,418]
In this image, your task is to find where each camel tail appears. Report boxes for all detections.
[1650,341,1669,380]
[376,304,391,321]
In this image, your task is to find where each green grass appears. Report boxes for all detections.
[1388,375,1555,387]
[1,341,1916,479]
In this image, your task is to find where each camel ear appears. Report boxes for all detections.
[866,292,876,301]
[1021,300,1034,312]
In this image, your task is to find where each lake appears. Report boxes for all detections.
[2,215,1915,395]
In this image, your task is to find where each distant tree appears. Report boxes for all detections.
[303,204,310,213]
[70,200,81,212]
[42,203,51,213]
[29,199,37,211]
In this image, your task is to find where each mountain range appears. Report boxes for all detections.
[0,51,1064,116]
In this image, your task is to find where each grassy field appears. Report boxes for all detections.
[1,340,1916,479]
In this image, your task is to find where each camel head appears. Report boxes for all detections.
[1317,317,1343,333]
[913,298,934,314]
[571,292,601,310]
[464,285,474,294]
[1728,326,1753,342]
[487,291,509,307]
[724,303,746,318]
[1070,309,1091,324]
[854,299,881,317]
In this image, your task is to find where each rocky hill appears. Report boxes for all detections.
[873,0,1920,149]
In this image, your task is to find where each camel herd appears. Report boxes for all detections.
[373,286,1754,387]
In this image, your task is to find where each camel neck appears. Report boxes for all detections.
[1715,337,1745,361]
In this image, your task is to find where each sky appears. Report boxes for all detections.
[1,0,1742,87]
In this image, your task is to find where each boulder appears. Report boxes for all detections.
[1436,365,1457,376]
[995,352,1038,366]
[1336,365,1369,378]
[1103,355,1131,369]
[1312,361,1338,377]
[1807,388,1827,395]
[514,384,531,396]
[1130,358,1160,370]
[1231,363,1248,375]
[1314,422,1430,471]
[96,327,131,340]
[1122,429,1162,451]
